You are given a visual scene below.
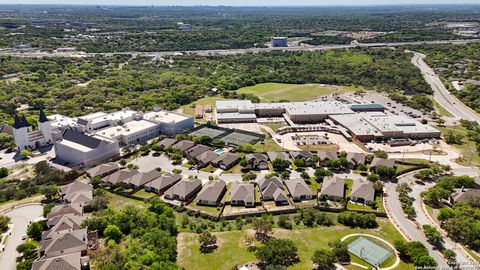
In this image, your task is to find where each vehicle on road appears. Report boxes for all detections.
[21,234,26,240]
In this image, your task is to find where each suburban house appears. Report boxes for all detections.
[450,188,480,204]
[145,174,182,194]
[230,182,255,207]
[125,169,162,188]
[350,180,375,204]
[62,190,93,210]
[39,231,88,258]
[258,177,288,205]
[245,153,269,170]
[171,140,196,154]
[157,137,178,148]
[185,144,211,159]
[211,152,241,170]
[32,252,89,270]
[86,162,119,178]
[267,151,291,162]
[317,151,338,165]
[346,152,366,168]
[47,204,83,220]
[370,157,396,170]
[284,179,312,201]
[164,178,202,202]
[102,169,138,186]
[196,180,227,206]
[290,151,314,166]
[46,213,85,230]
[320,176,345,201]
[42,216,84,240]
[59,181,93,200]
[194,150,218,168]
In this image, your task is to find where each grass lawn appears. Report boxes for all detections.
[345,179,353,197]
[436,125,480,166]
[177,217,413,270]
[132,189,155,200]
[263,122,288,133]
[236,83,358,102]
[347,194,384,213]
[187,202,223,216]
[181,96,226,117]
[431,97,454,117]
[306,178,320,194]
[105,191,147,209]
[221,164,243,174]
[395,163,418,174]
[200,164,217,173]
[254,129,284,152]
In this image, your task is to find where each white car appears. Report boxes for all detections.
[21,234,27,240]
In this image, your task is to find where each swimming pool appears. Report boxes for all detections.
[215,149,225,154]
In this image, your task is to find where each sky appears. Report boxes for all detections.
[1,0,479,6]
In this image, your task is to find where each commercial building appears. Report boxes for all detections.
[271,37,288,47]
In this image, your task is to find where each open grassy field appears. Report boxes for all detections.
[180,96,226,117]
[237,83,358,102]
[436,125,479,166]
[177,217,413,270]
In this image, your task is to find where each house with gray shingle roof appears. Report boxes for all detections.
[59,182,92,198]
[370,157,395,169]
[86,162,118,178]
[47,204,83,220]
[42,217,84,241]
[211,152,240,170]
[196,180,227,206]
[125,169,162,188]
[145,174,182,194]
[158,138,178,148]
[290,151,314,166]
[195,150,218,168]
[46,213,85,230]
[258,177,288,205]
[184,144,210,159]
[350,179,375,204]
[317,151,338,166]
[245,153,269,170]
[164,178,202,202]
[171,140,196,154]
[267,152,291,162]
[320,176,345,201]
[102,169,138,186]
[230,182,255,207]
[284,179,312,201]
[39,231,88,258]
[346,152,366,168]
[450,188,480,204]
[32,252,88,270]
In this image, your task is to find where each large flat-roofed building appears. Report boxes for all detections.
[329,114,384,142]
[77,109,137,132]
[54,130,120,167]
[143,110,194,135]
[95,119,160,146]
[271,37,288,47]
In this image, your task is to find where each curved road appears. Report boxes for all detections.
[0,204,43,270]
[411,52,480,123]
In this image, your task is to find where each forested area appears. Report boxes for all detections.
[0,5,479,52]
[0,48,430,126]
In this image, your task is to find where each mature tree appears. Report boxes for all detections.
[367,173,380,182]
[16,240,39,259]
[20,149,31,159]
[422,225,443,248]
[104,224,123,243]
[374,150,388,159]
[294,158,305,168]
[328,240,351,264]
[198,231,217,253]
[252,217,272,242]
[280,171,290,180]
[27,220,45,241]
[442,249,457,265]
[239,158,248,168]
[0,214,10,233]
[40,185,58,200]
[271,158,291,171]
[314,168,333,180]
[170,153,183,164]
[375,165,396,180]
[311,248,336,270]
[300,171,310,180]
[256,239,298,268]
[0,167,8,178]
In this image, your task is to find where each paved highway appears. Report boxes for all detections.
[1,39,480,58]
[0,204,43,270]
[411,52,480,123]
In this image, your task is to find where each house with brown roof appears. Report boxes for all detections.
[450,188,480,204]
[102,169,138,186]
[185,144,211,159]
[59,182,92,198]
[230,182,255,207]
[350,180,375,204]
[125,169,162,188]
[290,151,314,166]
[39,231,88,258]
[346,152,366,168]
[284,179,312,201]
[320,176,345,201]
[63,191,93,210]
[195,150,218,168]
[370,157,395,170]
[316,151,338,166]
[245,153,269,170]
[258,177,288,205]
[196,180,227,206]
[32,252,89,270]
[86,162,119,178]
[171,140,196,154]
[164,178,202,202]
[46,213,85,230]
[47,204,83,220]
[145,174,182,194]
[158,138,178,148]
[211,152,241,170]
[267,152,291,162]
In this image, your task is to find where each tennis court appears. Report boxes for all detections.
[188,126,227,138]
[347,236,393,267]
[219,131,263,146]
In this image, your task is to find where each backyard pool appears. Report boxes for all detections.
[215,149,225,154]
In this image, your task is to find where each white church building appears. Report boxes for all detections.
[12,110,54,151]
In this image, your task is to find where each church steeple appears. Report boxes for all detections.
[13,114,23,129]
[39,109,48,123]
[21,115,30,127]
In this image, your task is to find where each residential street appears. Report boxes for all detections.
[0,204,43,270]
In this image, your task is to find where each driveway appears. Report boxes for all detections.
[0,204,43,270]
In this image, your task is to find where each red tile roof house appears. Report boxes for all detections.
[144,173,182,194]
[258,177,289,205]
[320,176,345,201]
[164,178,202,202]
[230,182,255,207]
[196,180,227,206]
[284,178,312,201]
